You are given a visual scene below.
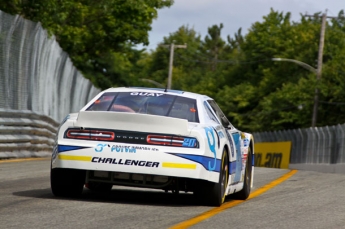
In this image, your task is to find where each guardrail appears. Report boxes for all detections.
[253,124,345,164]
[0,109,58,159]
[253,125,345,174]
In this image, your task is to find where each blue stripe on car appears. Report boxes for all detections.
[229,162,237,175]
[58,145,89,153]
[168,153,237,174]
[168,153,221,172]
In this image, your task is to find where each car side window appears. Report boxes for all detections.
[86,92,118,111]
[167,97,199,123]
[207,100,232,128]
[203,101,220,124]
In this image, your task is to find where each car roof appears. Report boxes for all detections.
[101,87,213,101]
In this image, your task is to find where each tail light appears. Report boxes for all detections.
[64,128,198,148]
[66,129,115,141]
[147,135,198,148]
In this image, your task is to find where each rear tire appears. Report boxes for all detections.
[51,167,85,197]
[194,149,229,206]
[233,146,252,200]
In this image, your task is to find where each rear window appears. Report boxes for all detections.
[86,92,199,122]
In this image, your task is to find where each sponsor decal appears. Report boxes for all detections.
[95,144,107,152]
[133,146,158,151]
[111,145,136,153]
[232,132,242,183]
[91,157,159,167]
[204,127,217,171]
[94,144,158,153]
[130,92,163,97]
[243,138,250,147]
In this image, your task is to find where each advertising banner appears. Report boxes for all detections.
[254,142,292,169]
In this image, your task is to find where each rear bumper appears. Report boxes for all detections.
[51,143,220,183]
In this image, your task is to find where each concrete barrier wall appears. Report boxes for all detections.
[0,109,58,159]
[0,10,100,159]
[0,10,100,122]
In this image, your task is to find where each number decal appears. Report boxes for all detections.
[183,138,196,147]
[204,127,216,171]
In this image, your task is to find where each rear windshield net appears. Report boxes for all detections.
[86,92,199,122]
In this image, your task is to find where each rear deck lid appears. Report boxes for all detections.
[75,111,190,136]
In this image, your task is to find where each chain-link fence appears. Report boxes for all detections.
[0,10,100,122]
[253,124,345,164]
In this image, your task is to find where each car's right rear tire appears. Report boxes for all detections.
[51,167,85,197]
[194,149,229,206]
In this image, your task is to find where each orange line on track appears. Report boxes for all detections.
[170,169,298,229]
[0,157,49,163]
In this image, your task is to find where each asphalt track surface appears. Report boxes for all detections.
[0,158,345,229]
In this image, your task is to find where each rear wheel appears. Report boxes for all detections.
[85,182,113,192]
[51,167,85,197]
[233,147,252,200]
[194,149,229,206]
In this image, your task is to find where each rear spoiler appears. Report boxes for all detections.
[74,111,190,136]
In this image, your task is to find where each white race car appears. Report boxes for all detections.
[51,87,254,206]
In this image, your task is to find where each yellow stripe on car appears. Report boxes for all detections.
[58,155,92,161]
[162,162,197,169]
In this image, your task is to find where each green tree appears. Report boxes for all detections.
[203,23,226,71]
[137,25,204,90]
[219,9,345,131]
[0,0,174,89]
[215,9,317,131]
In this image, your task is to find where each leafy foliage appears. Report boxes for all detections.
[0,0,173,88]
[2,3,345,132]
[136,9,345,132]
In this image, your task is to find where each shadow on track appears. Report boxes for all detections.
[12,187,200,207]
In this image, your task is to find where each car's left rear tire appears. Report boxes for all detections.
[51,167,85,197]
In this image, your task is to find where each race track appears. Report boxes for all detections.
[0,159,344,229]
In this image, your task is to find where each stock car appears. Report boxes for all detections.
[51,87,254,206]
